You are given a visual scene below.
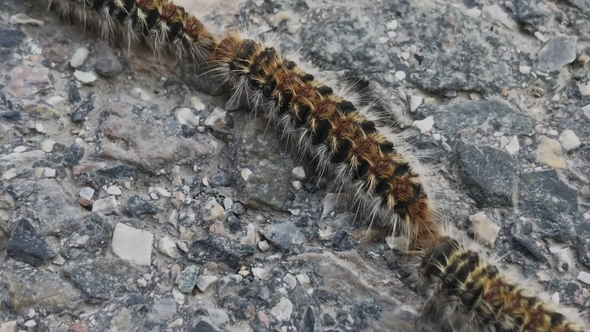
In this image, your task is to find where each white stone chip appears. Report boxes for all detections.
[112,223,154,266]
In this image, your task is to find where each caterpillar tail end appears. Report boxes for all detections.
[417,237,586,332]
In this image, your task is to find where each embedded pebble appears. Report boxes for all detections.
[558,130,581,152]
[131,87,151,101]
[14,146,26,152]
[106,186,122,196]
[505,136,519,155]
[469,212,500,247]
[283,274,297,289]
[386,20,398,30]
[176,265,199,293]
[190,97,206,111]
[292,166,306,180]
[158,236,179,258]
[412,116,434,133]
[258,240,270,252]
[204,107,229,129]
[2,168,17,180]
[73,70,98,84]
[92,196,118,213]
[70,48,89,68]
[241,168,252,181]
[42,140,56,153]
[537,136,566,169]
[176,108,200,127]
[196,275,218,292]
[395,71,406,80]
[111,223,154,266]
[410,95,423,112]
[537,35,577,72]
[46,96,66,107]
[43,168,57,178]
[270,297,293,322]
[202,198,226,222]
[79,187,95,200]
[583,104,590,120]
[0,321,17,332]
[152,298,177,320]
[10,13,45,26]
[8,65,52,97]
[172,288,185,305]
[578,271,590,285]
[252,267,269,279]
[241,223,259,247]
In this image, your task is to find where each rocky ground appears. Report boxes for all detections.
[0,0,589,331]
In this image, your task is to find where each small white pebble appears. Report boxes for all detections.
[378,37,388,44]
[132,87,151,101]
[578,271,590,285]
[70,47,89,68]
[291,181,302,190]
[44,168,57,178]
[395,71,406,80]
[46,96,65,107]
[42,140,56,153]
[137,278,147,287]
[292,166,306,180]
[73,70,97,84]
[412,116,434,133]
[107,186,122,196]
[14,146,27,153]
[505,136,520,155]
[79,187,95,200]
[559,129,581,152]
[241,168,252,181]
[410,95,423,112]
[258,240,271,252]
[386,20,398,30]
[190,97,206,111]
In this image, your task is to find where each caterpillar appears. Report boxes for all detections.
[34,0,589,331]
[43,0,217,63]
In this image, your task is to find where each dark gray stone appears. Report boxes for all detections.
[64,265,113,300]
[566,0,590,15]
[189,237,241,270]
[0,25,25,48]
[74,214,112,252]
[190,321,217,332]
[331,231,356,251]
[537,35,577,72]
[122,195,159,217]
[210,172,230,187]
[406,6,519,93]
[35,179,87,234]
[230,202,246,215]
[508,0,548,33]
[63,143,85,167]
[176,265,199,293]
[93,41,123,77]
[233,118,294,210]
[300,6,390,81]
[70,92,95,123]
[519,170,579,242]
[455,144,517,207]
[264,221,305,251]
[434,100,534,136]
[7,219,56,267]
[92,165,140,188]
[151,298,177,320]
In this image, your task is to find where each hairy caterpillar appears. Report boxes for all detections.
[42,0,217,62]
[210,33,586,332]
[36,0,588,331]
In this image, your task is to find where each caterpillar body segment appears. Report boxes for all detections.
[212,35,442,251]
[418,236,584,332]
[42,0,217,63]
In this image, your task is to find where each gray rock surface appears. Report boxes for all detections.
[0,0,588,330]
